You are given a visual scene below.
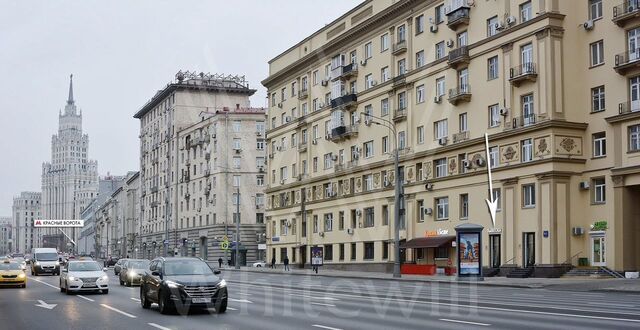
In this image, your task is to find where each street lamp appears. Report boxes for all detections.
[215,163,242,270]
[359,112,403,278]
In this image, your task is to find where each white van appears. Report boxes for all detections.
[31,248,60,276]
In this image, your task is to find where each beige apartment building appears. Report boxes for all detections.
[262,0,640,275]
[134,71,267,264]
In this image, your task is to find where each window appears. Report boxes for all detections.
[489,146,499,168]
[365,42,372,59]
[489,104,500,127]
[280,219,288,236]
[324,245,333,261]
[520,1,532,23]
[435,197,449,220]
[416,50,425,68]
[232,193,239,205]
[364,174,374,191]
[414,85,426,104]
[381,66,390,82]
[364,141,374,158]
[398,131,406,150]
[233,157,241,169]
[460,194,469,219]
[324,153,333,169]
[312,70,319,85]
[381,33,389,52]
[459,113,468,132]
[398,91,407,109]
[417,126,424,144]
[338,211,345,231]
[382,205,389,225]
[492,188,501,211]
[593,178,606,203]
[435,158,447,178]
[436,77,445,97]
[522,94,535,124]
[397,24,406,42]
[383,242,389,260]
[381,98,389,116]
[398,59,406,75]
[382,136,389,154]
[435,4,444,24]
[416,15,425,34]
[630,124,640,151]
[313,215,318,233]
[365,74,374,89]
[435,41,445,60]
[351,243,356,260]
[522,138,533,162]
[233,138,241,150]
[487,16,498,37]
[364,207,374,227]
[232,120,241,132]
[591,86,605,112]
[593,132,606,157]
[339,244,345,261]
[324,213,333,232]
[522,184,536,208]
[488,56,499,80]
[313,157,318,172]
[233,175,240,187]
[434,119,448,140]
[590,40,604,67]
[589,0,602,20]
[364,242,374,260]
[280,166,288,181]
[417,200,425,222]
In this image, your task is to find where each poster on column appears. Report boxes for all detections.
[459,232,480,275]
[311,246,323,266]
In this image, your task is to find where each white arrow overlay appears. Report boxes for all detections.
[35,300,57,310]
[484,133,498,227]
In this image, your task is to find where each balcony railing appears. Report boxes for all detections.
[330,93,358,109]
[452,131,470,144]
[614,48,640,75]
[619,101,640,115]
[298,141,308,152]
[331,63,358,81]
[503,113,549,131]
[329,124,359,142]
[298,89,309,100]
[392,74,407,88]
[613,1,640,26]
[392,40,407,55]
[446,6,470,29]
[509,62,537,86]
[150,185,158,193]
[448,84,471,105]
[393,107,407,122]
[447,46,469,68]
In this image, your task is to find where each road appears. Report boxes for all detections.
[0,269,638,330]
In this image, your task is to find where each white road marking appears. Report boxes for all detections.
[131,298,141,302]
[310,302,336,307]
[235,292,251,296]
[298,295,339,301]
[229,298,252,303]
[312,325,343,330]
[30,278,58,290]
[587,302,634,307]
[227,307,238,311]
[439,319,490,326]
[148,323,172,330]
[34,300,57,310]
[100,304,137,318]
[77,295,94,302]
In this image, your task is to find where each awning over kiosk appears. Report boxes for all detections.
[400,236,456,249]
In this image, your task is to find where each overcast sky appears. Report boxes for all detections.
[0,0,362,215]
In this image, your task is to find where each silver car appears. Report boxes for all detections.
[118,259,150,287]
[59,260,109,294]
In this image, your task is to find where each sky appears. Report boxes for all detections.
[0,0,362,215]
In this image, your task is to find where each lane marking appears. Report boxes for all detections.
[30,277,59,290]
[148,323,172,330]
[587,302,635,307]
[227,307,238,311]
[77,295,94,302]
[312,325,343,330]
[439,319,490,326]
[310,302,336,307]
[229,298,252,303]
[235,292,251,296]
[100,304,137,318]
[131,298,141,302]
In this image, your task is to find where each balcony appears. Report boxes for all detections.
[446,5,470,30]
[447,46,469,69]
[330,93,358,109]
[392,74,407,88]
[334,164,345,172]
[298,89,309,100]
[509,62,538,86]
[614,49,640,76]
[297,117,307,128]
[393,107,407,122]
[503,113,549,131]
[298,141,308,153]
[619,101,640,115]
[613,2,640,26]
[452,131,470,144]
[331,63,358,81]
[329,125,359,142]
[392,40,407,55]
[448,84,471,105]
[150,185,158,193]
[150,201,159,208]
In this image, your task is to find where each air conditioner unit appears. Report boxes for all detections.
[572,227,585,236]
[364,118,373,126]
[212,133,216,139]
[318,102,325,108]
[425,208,433,216]
[360,59,368,66]
[331,155,338,161]
[494,21,505,31]
[579,181,590,190]
[285,116,292,123]
[425,182,434,191]
[276,146,282,151]
[499,108,509,116]
[256,131,263,136]
[234,148,241,154]
[475,157,486,167]
[371,80,378,86]
[277,103,283,108]
[462,159,472,169]
[311,139,318,145]
[258,166,265,172]
[583,20,594,30]
[446,39,454,48]
[356,209,362,217]
[286,220,292,227]
[280,179,285,185]
[319,232,325,237]
[438,137,448,146]
[346,228,354,235]
[429,24,438,33]
[434,95,442,104]
[321,80,328,86]
[506,16,517,25]
[325,134,331,140]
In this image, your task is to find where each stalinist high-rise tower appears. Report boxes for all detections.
[41,75,98,251]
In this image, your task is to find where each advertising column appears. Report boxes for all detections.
[455,223,484,280]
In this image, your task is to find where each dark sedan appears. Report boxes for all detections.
[140,257,227,314]
[113,258,128,276]
[119,259,150,286]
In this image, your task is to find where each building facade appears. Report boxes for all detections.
[0,217,12,255]
[41,75,99,252]
[263,0,640,274]
[134,71,267,263]
[11,192,41,254]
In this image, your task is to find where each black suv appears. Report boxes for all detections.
[140,257,227,314]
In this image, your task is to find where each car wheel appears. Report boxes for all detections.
[60,280,65,293]
[140,286,151,309]
[158,290,174,315]
[215,297,227,314]
[119,278,124,286]
[102,289,109,294]
[65,281,72,295]
[21,283,26,289]
[257,265,262,268]
[126,280,131,287]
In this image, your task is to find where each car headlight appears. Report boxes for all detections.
[165,280,183,288]
[68,276,77,281]
[217,279,227,288]
[55,261,60,266]
[128,271,137,278]
[100,275,108,281]
[18,273,26,279]
[34,261,40,266]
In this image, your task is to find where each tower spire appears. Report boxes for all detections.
[67,74,74,105]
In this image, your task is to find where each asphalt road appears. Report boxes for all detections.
[1,269,639,330]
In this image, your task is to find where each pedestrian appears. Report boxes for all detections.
[312,264,318,274]
[283,256,290,271]
[271,255,276,269]
[218,257,223,269]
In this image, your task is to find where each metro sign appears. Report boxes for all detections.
[34,219,84,228]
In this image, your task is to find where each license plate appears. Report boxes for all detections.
[192,298,210,304]
[83,282,97,287]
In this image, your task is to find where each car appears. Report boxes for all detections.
[24,254,32,264]
[12,257,27,271]
[119,259,150,286]
[140,257,227,314]
[59,260,109,294]
[0,260,27,288]
[252,261,266,268]
[113,258,128,276]
[104,257,118,267]
[31,248,60,276]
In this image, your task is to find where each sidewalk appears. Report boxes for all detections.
[218,265,640,293]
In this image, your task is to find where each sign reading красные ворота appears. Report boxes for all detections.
[34,219,84,227]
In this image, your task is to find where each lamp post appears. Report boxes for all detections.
[235,186,240,270]
[360,112,403,278]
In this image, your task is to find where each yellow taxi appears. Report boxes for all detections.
[0,260,27,288]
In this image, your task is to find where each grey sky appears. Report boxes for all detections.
[0,0,362,215]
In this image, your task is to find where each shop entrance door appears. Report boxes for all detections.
[523,232,535,267]
[591,235,606,266]
[489,234,501,268]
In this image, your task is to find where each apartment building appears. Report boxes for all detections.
[134,71,266,264]
[11,192,41,254]
[262,0,640,274]
[0,217,12,255]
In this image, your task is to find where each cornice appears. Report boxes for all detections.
[605,110,640,124]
